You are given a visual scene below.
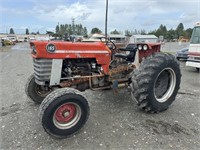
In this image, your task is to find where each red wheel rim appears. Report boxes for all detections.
[55,103,76,123]
[53,102,81,129]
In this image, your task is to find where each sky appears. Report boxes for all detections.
[0,0,200,34]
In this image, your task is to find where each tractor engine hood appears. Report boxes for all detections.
[30,41,111,59]
[30,41,112,74]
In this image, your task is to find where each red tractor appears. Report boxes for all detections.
[26,40,181,138]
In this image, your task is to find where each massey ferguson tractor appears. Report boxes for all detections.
[26,40,181,138]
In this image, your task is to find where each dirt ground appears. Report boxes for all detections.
[0,43,199,150]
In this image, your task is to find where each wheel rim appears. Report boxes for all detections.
[35,85,50,97]
[53,102,81,129]
[154,68,176,103]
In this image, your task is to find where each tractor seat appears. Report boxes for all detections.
[114,44,137,62]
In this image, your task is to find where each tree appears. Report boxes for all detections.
[55,23,87,38]
[166,29,176,41]
[60,24,65,35]
[46,31,54,36]
[110,29,120,34]
[68,24,73,35]
[125,30,133,36]
[176,23,184,38]
[56,25,60,34]
[184,28,193,39]
[148,22,192,41]
[31,32,36,35]
[91,27,102,34]
[140,29,147,35]
[148,30,156,35]
[26,28,29,35]
[83,27,88,37]
[155,24,167,38]
[134,29,138,35]
[9,28,15,34]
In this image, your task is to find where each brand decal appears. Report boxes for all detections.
[46,44,56,53]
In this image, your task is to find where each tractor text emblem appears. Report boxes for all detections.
[46,44,56,53]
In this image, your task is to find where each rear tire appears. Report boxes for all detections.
[25,74,51,104]
[131,52,181,113]
[39,88,89,138]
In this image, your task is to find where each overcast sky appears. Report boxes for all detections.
[0,0,200,34]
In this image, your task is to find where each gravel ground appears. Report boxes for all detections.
[0,43,199,150]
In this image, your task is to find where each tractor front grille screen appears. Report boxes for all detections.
[33,58,52,84]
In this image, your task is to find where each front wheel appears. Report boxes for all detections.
[39,88,89,138]
[131,52,181,113]
[25,74,51,104]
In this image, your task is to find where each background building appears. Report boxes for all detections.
[130,35,158,43]
[0,34,51,42]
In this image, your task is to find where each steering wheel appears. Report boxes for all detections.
[106,40,117,51]
[99,37,117,50]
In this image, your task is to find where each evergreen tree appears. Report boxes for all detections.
[148,23,192,41]
[155,24,167,38]
[184,28,193,39]
[91,28,102,34]
[166,29,176,41]
[54,23,87,38]
[69,24,72,32]
[176,23,184,38]
[46,31,54,36]
[110,29,120,34]
[60,24,65,35]
[26,28,29,35]
[83,27,88,37]
[148,30,157,35]
[9,28,15,34]
[141,29,146,35]
[125,30,132,36]
[56,25,60,34]
[31,32,36,35]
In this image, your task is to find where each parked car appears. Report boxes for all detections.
[176,48,189,60]
[1,39,15,46]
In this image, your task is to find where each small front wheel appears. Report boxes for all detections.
[25,74,51,104]
[39,88,89,138]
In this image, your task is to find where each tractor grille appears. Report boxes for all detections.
[33,58,52,85]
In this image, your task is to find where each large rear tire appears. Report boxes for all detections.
[39,88,89,138]
[131,52,181,113]
[25,74,51,104]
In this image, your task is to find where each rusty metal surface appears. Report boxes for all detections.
[60,78,89,87]
[60,64,135,88]
[108,64,135,76]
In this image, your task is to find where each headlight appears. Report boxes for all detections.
[143,45,148,50]
[138,45,142,50]
[31,45,36,54]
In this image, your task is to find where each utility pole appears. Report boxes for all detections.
[105,0,108,40]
